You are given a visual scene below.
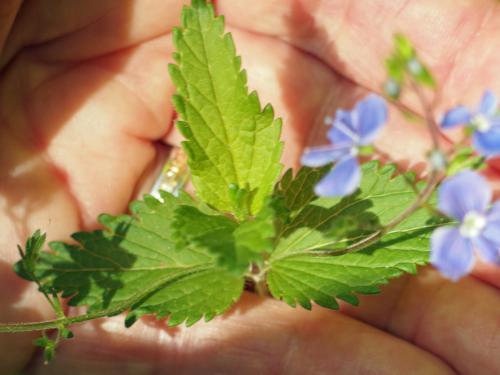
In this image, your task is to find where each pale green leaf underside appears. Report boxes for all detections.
[169,0,283,215]
[38,192,243,326]
[268,161,439,309]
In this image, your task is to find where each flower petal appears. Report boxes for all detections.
[440,106,471,129]
[487,201,500,222]
[301,145,349,167]
[327,111,358,145]
[473,235,500,264]
[355,94,388,145]
[438,170,491,220]
[481,204,500,245]
[430,227,475,281]
[314,156,361,197]
[472,126,500,157]
[477,90,498,117]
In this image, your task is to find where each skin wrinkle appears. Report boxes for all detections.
[484,311,500,368]
[16,64,97,227]
[394,0,412,18]
[0,1,121,69]
[95,65,165,139]
[0,68,85,240]
[439,3,496,108]
[0,0,23,55]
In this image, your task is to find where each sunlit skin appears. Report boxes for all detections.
[0,1,499,374]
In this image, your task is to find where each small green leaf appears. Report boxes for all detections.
[385,34,437,94]
[233,198,277,259]
[34,334,56,364]
[273,166,329,237]
[267,162,440,309]
[447,147,486,175]
[170,0,283,215]
[172,198,278,274]
[385,56,405,83]
[172,205,241,271]
[394,34,415,60]
[14,230,46,282]
[358,145,375,156]
[60,328,74,339]
[274,167,328,215]
[410,62,436,88]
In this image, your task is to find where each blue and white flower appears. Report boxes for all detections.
[441,90,500,157]
[301,95,388,197]
[431,170,500,281]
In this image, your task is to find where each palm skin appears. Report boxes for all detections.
[0,0,499,374]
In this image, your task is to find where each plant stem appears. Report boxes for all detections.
[315,78,443,256]
[0,266,209,333]
[0,308,123,333]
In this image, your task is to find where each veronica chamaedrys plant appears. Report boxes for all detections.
[431,170,500,280]
[440,90,500,157]
[2,2,498,365]
[301,94,388,197]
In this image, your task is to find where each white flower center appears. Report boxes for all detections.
[459,211,487,238]
[350,147,359,157]
[471,114,491,133]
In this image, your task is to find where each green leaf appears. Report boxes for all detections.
[233,199,277,259]
[34,334,56,364]
[172,198,277,274]
[169,0,283,216]
[274,167,328,215]
[447,147,486,175]
[394,34,415,60]
[267,161,440,310]
[172,205,241,271]
[14,229,47,282]
[385,34,437,94]
[385,56,405,83]
[408,60,436,88]
[36,192,243,327]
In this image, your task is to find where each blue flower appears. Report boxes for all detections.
[301,95,388,197]
[431,170,500,281]
[440,90,500,157]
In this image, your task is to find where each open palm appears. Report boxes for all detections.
[1,1,499,374]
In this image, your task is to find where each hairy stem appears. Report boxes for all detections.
[0,307,125,333]
[0,266,209,333]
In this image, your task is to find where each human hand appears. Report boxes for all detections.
[0,1,499,374]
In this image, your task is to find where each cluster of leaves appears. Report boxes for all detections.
[10,0,442,360]
[384,34,435,99]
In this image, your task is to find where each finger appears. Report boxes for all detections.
[218,0,500,113]
[28,293,455,375]
[0,32,177,374]
[0,0,190,67]
[473,260,500,289]
[340,268,500,375]
[1,33,176,229]
[0,0,22,54]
